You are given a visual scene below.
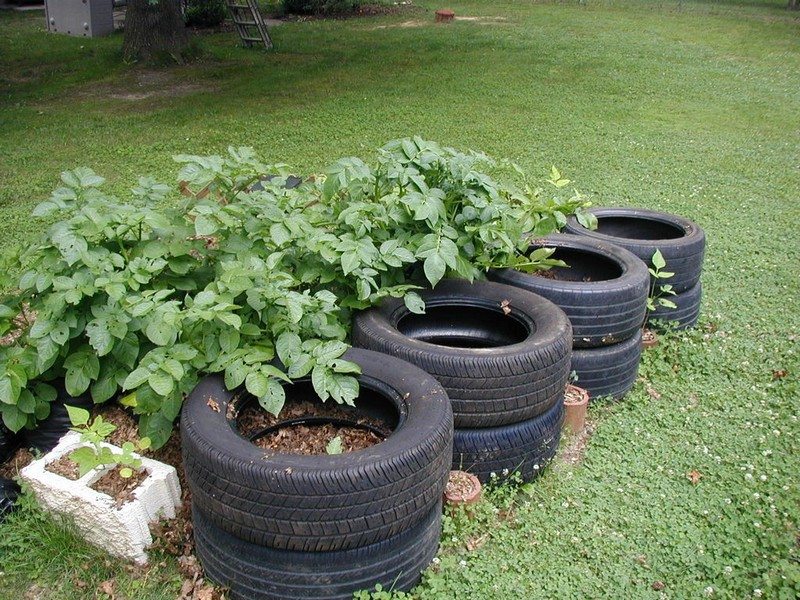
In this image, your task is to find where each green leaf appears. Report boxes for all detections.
[328,373,359,405]
[2,405,28,433]
[69,446,102,477]
[245,371,269,398]
[66,405,91,427]
[651,249,666,270]
[658,299,678,309]
[217,313,242,330]
[161,359,184,381]
[123,368,150,391]
[86,320,113,357]
[220,329,240,354]
[313,340,348,363]
[64,349,100,396]
[326,436,343,455]
[33,383,57,405]
[194,214,218,236]
[403,292,426,314]
[311,365,330,402]
[423,253,446,287]
[331,359,361,375]
[276,332,301,364]
[148,371,174,396]
[146,319,178,346]
[270,223,291,246]
[257,379,285,416]
[17,390,36,415]
[224,360,248,389]
[287,353,314,379]
[91,373,118,404]
[0,375,20,405]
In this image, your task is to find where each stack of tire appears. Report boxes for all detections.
[182,349,453,600]
[353,279,572,482]
[490,235,649,401]
[0,424,21,522]
[565,207,706,330]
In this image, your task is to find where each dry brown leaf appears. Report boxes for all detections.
[207,398,221,413]
[646,385,662,400]
[500,299,511,315]
[772,369,788,380]
[652,581,666,591]
[466,533,489,552]
[97,578,117,599]
[687,470,702,485]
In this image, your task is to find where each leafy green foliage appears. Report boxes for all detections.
[282,0,361,16]
[185,0,227,27]
[66,405,151,478]
[0,139,588,446]
[645,249,678,326]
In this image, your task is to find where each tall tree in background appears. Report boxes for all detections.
[123,0,189,63]
[790,0,798,10]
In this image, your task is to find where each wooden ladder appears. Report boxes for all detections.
[226,0,273,50]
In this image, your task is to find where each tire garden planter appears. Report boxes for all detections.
[570,331,643,400]
[0,423,21,522]
[183,348,452,599]
[648,281,702,330]
[489,234,649,348]
[489,236,646,401]
[20,432,182,565]
[353,279,571,482]
[564,207,706,295]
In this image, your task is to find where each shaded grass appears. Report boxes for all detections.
[1,0,799,598]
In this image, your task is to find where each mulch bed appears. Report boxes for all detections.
[238,399,391,455]
[90,465,149,509]
[45,453,81,480]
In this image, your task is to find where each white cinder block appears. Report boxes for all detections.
[21,432,181,565]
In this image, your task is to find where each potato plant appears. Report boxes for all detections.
[0,138,594,447]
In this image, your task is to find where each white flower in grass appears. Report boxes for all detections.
[459,560,467,568]
[753,589,763,597]
[704,586,714,596]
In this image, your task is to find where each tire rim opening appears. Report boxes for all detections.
[396,304,530,348]
[594,216,685,240]
[232,380,399,455]
[533,246,623,282]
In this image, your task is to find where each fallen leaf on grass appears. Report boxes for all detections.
[466,533,489,552]
[646,385,661,400]
[687,470,702,485]
[771,369,788,380]
[652,581,666,591]
[97,578,117,599]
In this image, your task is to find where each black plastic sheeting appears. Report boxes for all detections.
[24,388,93,454]
[250,175,304,192]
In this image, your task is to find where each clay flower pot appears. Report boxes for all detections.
[563,384,589,435]
[642,328,659,349]
[444,470,482,506]
[435,9,455,23]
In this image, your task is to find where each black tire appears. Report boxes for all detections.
[24,386,93,453]
[564,207,706,294]
[488,234,649,348]
[648,281,702,331]
[0,477,20,522]
[193,503,441,600]
[0,424,20,464]
[570,331,643,401]
[352,279,572,429]
[182,348,453,552]
[452,398,564,483]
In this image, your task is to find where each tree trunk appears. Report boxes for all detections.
[123,0,190,63]
[790,0,799,10]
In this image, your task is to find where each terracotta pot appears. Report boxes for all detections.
[444,470,481,506]
[642,328,659,349]
[435,9,455,23]
[563,384,589,435]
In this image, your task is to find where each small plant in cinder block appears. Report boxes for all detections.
[20,411,181,564]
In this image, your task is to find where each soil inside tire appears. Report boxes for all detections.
[236,382,395,455]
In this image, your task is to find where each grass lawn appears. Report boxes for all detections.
[1,0,799,598]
